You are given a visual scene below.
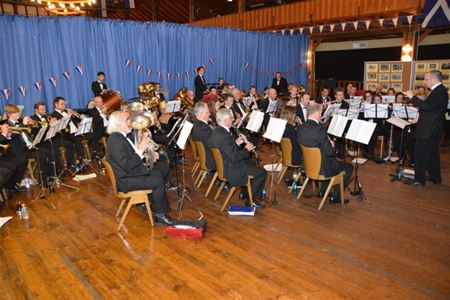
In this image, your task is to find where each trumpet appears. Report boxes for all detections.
[10,126,32,134]
[66,108,83,119]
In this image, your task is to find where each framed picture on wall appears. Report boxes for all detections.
[415,63,427,72]
[414,84,424,91]
[379,64,391,72]
[441,63,450,70]
[415,73,425,81]
[366,83,377,91]
[379,73,390,82]
[392,83,403,92]
[381,83,389,91]
[428,63,438,70]
[392,63,403,72]
[367,73,378,81]
[367,63,378,72]
[391,73,402,82]
[442,72,450,82]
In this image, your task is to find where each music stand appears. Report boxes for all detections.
[75,117,97,174]
[345,119,377,201]
[166,100,181,113]
[387,117,413,182]
[262,117,287,207]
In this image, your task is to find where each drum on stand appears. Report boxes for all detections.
[101,90,124,113]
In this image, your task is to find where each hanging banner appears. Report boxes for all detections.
[76,64,83,76]
[34,81,43,91]
[18,85,26,96]
[2,88,10,99]
[49,76,57,87]
[393,17,399,27]
[63,71,71,80]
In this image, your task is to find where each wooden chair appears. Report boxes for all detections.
[193,141,211,188]
[81,140,91,161]
[188,136,200,177]
[208,147,253,211]
[296,145,345,210]
[377,136,384,157]
[27,158,37,182]
[102,158,154,230]
[100,136,108,153]
[277,138,303,193]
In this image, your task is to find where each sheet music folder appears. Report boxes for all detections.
[346,119,377,145]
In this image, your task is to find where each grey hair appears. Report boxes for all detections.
[193,101,207,117]
[429,70,443,82]
[216,108,232,123]
[306,103,322,117]
[107,110,129,134]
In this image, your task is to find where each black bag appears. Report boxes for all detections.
[171,219,207,232]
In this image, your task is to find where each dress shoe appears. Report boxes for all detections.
[245,199,265,208]
[154,214,172,225]
[411,181,424,187]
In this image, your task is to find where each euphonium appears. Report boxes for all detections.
[127,112,159,169]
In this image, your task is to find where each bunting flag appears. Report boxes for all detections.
[2,88,10,99]
[353,21,358,30]
[299,27,304,34]
[63,71,71,80]
[393,17,399,27]
[209,57,215,65]
[330,24,335,32]
[243,62,249,69]
[281,29,286,35]
[157,71,162,79]
[136,65,142,73]
[76,64,83,76]
[407,15,414,24]
[147,69,152,77]
[177,72,181,80]
[34,81,43,91]
[49,76,57,87]
[185,71,191,79]
[319,25,324,33]
[379,18,384,26]
[341,22,347,30]
[365,20,371,29]
[422,0,450,28]
[18,85,26,96]
[167,72,172,80]
[252,66,257,72]
[290,29,294,36]
[194,67,198,75]
[125,59,132,68]
[202,63,207,71]
[309,26,314,34]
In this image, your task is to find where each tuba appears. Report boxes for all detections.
[174,87,193,109]
[138,82,160,109]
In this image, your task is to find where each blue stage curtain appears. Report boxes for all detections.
[0,15,308,115]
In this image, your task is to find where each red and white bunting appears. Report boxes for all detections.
[299,28,304,34]
[49,76,57,87]
[76,64,83,76]
[365,20,371,29]
[243,62,249,69]
[290,29,294,36]
[177,72,181,80]
[63,71,71,80]
[202,64,207,71]
[2,88,10,99]
[136,65,142,73]
[341,22,347,30]
[407,15,414,25]
[253,66,257,72]
[330,24,335,32]
[379,19,384,26]
[281,29,285,35]
[125,59,132,68]
[309,26,314,34]
[319,25,324,33]
[157,71,162,79]
[185,71,191,79]
[209,57,215,65]
[34,81,43,91]
[167,72,172,81]
[18,85,26,96]
[147,69,152,77]
[353,21,358,30]
[393,17,398,27]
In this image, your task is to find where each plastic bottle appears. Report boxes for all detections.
[21,204,29,220]
[16,201,22,217]
[261,188,266,201]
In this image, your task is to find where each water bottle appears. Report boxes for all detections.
[21,204,29,220]
[16,201,22,217]
[261,188,266,201]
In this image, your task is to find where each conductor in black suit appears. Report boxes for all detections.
[91,71,108,97]
[106,110,172,225]
[271,72,288,96]
[405,70,448,186]
[194,66,207,102]
[297,104,353,202]
[192,102,216,171]
[209,108,267,207]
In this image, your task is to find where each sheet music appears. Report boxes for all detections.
[350,102,364,112]
[243,96,254,107]
[29,126,47,149]
[364,104,389,119]
[262,117,287,143]
[176,120,193,150]
[236,112,248,129]
[166,100,181,113]
[386,117,411,130]
[246,111,265,133]
[45,123,58,141]
[0,216,13,228]
[57,116,71,132]
[266,101,277,113]
[21,132,32,148]
[393,105,419,119]
[327,114,348,138]
[346,119,377,145]
[382,95,395,104]
[75,117,92,136]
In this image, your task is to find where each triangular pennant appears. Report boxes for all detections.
[209,57,215,65]
[299,28,304,34]
[34,81,43,91]
[194,68,198,75]
[309,26,314,34]
[330,24,335,32]
[63,71,71,80]
[341,22,346,30]
[147,69,152,77]
[379,19,384,26]
[136,65,142,73]
[18,85,26,96]
[202,64,207,71]
[49,76,57,87]
[243,62,249,69]
[392,17,398,27]
[319,25,324,33]
[157,71,162,78]
[365,20,371,29]
[167,72,172,80]
[252,66,257,72]
[185,71,191,79]
[353,21,358,30]
[125,59,132,68]
[290,29,294,36]
[281,29,285,35]
[76,64,83,76]
[2,88,10,99]
[407,15,413,25]
[177,72,181,80]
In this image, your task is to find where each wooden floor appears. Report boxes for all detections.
[1,144,450,299]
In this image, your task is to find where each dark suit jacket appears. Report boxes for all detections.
[411,84,448,139]
[92,81,107,97]
[192,119,216,170]
[295,104,308,123]
[315,96,331,104]
[283,123,302,165]
[338,100,350,110]
[208,126,250,186]
[232,100,246,117]
[297,119,339,177]
[88,107,107,137]
[51,110,81,134]
[194,75,207,100]
[271,77,288,95]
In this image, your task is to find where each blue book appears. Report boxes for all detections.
[228,205,256,216]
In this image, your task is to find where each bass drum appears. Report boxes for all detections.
[101,90,124,113]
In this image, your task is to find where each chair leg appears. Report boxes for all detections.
[318,177,335,210]
[221,186,236,211]
[246,178,253,207]
[276,166,287,184]
[205,172,218,197]
[191,161,199,176]
[296,177,309,200]
[144,198,154,227]
[289,170,302,194]
[27,160,36,182]
[194,169,203,185]
[116,199,127,217]
[117,200,134,231]
[339,175,345,206]
[214,182,225,200]
[196,171,207,188]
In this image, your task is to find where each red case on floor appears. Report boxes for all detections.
[165,226,203,239]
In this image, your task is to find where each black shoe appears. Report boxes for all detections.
[411,181,424,187]
[224,183,230,192]
[165,183,178,191]
[154,214,172,225]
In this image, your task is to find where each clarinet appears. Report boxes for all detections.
[231,126,262,164]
